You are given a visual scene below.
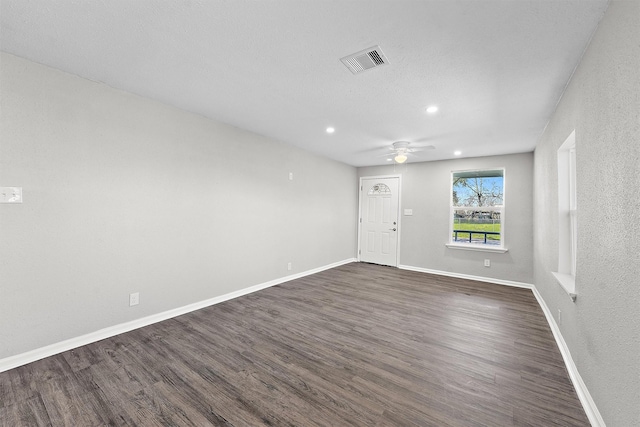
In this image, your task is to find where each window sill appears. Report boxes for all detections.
[552,272,577,302]
[445,243,508,253]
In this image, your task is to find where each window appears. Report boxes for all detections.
[368,183,391,195]
[553,131,577,301]
[448,169,506,252]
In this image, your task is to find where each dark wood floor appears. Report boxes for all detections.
[1,263,589,426]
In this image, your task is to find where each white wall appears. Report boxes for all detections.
[533,1,640,425]
[0,52,357,359]
[358,152,534,284]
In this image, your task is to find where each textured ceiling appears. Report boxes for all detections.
[0,0,608,166]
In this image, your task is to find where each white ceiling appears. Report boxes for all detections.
[0,0,609,166]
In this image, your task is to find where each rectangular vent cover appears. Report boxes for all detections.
[340,46,389,74]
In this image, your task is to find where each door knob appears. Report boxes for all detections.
[389,228,396,231]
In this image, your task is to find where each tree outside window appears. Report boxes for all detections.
[451,169,504,246]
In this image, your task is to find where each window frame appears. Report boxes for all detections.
[446,168,508,253]
[553,130,577,301]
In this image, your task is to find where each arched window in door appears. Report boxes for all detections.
[368,183,391,195]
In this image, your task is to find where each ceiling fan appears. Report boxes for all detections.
[388,140,435,163]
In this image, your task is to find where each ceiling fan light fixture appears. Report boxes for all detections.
[426,105,439,114]
[394,153,408,164]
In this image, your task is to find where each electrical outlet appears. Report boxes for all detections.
[484,259,491,267]
[558,309,562,325]
[287,262,292,271]
[129,292,139,306]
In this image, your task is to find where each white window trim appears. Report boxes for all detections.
[553,130,577,302]
[552,272,577,302]
[447,168,507,252]
[445,243,508,253]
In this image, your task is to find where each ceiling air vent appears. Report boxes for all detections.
[340,46,389,74]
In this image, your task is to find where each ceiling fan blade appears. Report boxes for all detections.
[376,152,396,157]
[407,145,435,152]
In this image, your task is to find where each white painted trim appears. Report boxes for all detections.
[398,264,532,289]
[445,243,508,253]
[551,271,577,301]
[0,258,356,373]
[530,286,605,427]
[398,263,604,427]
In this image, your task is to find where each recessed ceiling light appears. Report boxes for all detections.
[386,158,392,162]
[426,105,439,114]
[454,150,462,156]
[326,127,335,134]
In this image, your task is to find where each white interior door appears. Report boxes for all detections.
[359,177,400,266]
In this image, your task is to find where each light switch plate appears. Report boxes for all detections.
[0,187,23,203]
[404,209,413,216]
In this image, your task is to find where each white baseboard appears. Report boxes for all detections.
[398,264,604,427]
[530,286,605,427]
[398,264,534,289]
[0,258,356,373]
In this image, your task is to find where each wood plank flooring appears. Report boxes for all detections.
[0,263,590,426]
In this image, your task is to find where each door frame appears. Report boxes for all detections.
[357,174,402,267]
